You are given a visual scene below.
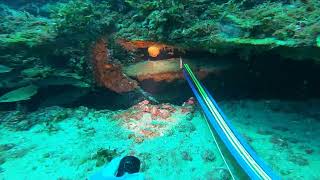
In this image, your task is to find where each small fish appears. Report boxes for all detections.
[0,64,12,73]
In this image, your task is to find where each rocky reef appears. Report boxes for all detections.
[1,1,320,179]
[0,0,320,108]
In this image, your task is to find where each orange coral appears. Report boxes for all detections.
[148,46,161,57]
[92,38,138,93]
[92,39,108,86]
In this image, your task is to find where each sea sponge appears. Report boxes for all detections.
[147,46,160,57]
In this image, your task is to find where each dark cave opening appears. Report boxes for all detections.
[138,50,320,105]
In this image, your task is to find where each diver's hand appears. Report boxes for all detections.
[88,157,144,180]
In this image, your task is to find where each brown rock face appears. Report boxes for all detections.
[92,38,138,93]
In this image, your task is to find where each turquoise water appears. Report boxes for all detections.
[1,0,320,179]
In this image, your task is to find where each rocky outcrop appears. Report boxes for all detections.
[92,38,138,93]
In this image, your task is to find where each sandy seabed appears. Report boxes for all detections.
[0,99,319,180]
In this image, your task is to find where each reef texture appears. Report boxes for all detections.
[0,0,319,103]
[92,39,138,93]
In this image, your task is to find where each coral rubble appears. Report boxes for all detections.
[114,98,195,139]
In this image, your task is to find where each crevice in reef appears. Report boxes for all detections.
[126,51,320,105]
[71,51,320,108]
[1,0,320,111]
[1,50,320,111]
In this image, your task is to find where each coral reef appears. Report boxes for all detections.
[0,4,55,48]
[0,3,94,105]
[92,38,138,93]
[1,0,320,105]
[117,0,320,60]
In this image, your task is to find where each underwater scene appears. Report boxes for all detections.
[0,0,320,179]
